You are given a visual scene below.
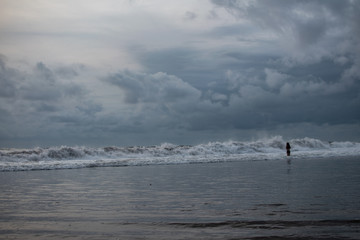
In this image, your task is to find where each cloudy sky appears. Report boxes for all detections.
[1,0,359,147]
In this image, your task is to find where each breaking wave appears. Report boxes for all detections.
[1,136,359,171]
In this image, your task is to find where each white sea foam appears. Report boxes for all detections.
[1,136,359,171]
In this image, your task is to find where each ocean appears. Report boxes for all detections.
[1,136,360,172]
[0,136,360,239]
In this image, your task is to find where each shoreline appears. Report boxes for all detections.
[1,154,359,173]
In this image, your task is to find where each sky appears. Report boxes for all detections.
[0,0,360,148]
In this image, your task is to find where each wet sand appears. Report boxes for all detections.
[1,157,360,239]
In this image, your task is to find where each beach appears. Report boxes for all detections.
[1,156,359,239]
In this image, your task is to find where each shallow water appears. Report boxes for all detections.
[0,157,359,239]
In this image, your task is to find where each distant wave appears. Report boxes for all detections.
[1,136,359,171]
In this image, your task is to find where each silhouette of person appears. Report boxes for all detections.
[286,142,291,156]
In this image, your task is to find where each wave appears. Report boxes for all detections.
[1,136,359,171]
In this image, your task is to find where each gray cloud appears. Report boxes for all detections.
[211,0,359,66]
[206,0,360,124]
[105,70,201,104]
[0,55,23,98]
[0,57,103,146]
[102,62,360,133]
[103,70,204,132]
[211,0,350,45]
[17,62,84,101]
[184,11,197,21]
[1,1,359,147]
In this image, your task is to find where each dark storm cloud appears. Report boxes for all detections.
[103,69,240,132]
[1,1,359,147]
[0,56,103,145]
[0,55,23,98]
[129,35,359,132]
[135,47,359,131]
[18,62,84,101]
[103,70,205,132]
[0,60,69,103]
[102,63,360,134]
[207,0,360,123]
[104,70,201,104]
[211,0,360,66]
[211,0,352,47]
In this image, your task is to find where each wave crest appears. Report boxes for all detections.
[1,136,359,171]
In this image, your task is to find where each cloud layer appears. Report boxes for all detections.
[0,0,359,147]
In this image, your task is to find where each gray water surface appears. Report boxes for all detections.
[1,157,359,239]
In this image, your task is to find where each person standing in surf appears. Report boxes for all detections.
[286,142,291,156]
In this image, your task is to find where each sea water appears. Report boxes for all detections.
[0,157,359,239]
[0,136,360,239]
[1,136,360,171]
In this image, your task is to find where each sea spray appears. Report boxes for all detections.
[1,136,359,171]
